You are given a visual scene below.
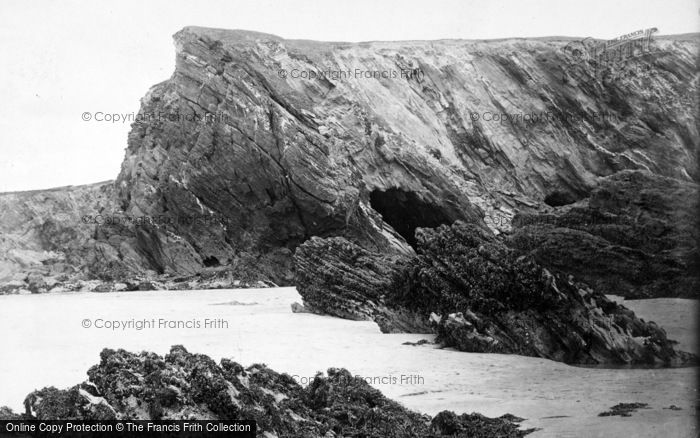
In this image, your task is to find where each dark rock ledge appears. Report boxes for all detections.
[0,346,534,437]
[508,171,699,299]
[295,221,697,366]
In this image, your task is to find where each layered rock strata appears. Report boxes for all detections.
[508,170,699,298]
[2,28,696,290]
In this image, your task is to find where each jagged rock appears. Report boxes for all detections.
[92,282,114,292]
[598,403,649,417]
[0,268,277,296]
[26,272,47,294]
[137,281,166,291]
[293,236,407,321]
[0,280,26,294]
[0,346,532,437]
[295,222,696,366]
[294,236,430,333]
[24,386,117,420]
[508,170,699,298]
[290,302,310,313]
[402,339,430,346]
[0,406,22,420]
[431,411,532,437]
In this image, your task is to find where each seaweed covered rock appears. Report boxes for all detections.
[508,170,699,298]
[392,222,694,365]
[23,385,117,420]
[302,368,532,437]
[295,222,696,366]
[431,411,530,437]
[0,406,23,420]
[0,346,532,437]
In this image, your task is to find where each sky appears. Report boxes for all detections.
[0,0,697,192]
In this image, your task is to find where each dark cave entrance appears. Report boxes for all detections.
[202,256,221,267]
[544,191,579,207]
[369,188,453,248]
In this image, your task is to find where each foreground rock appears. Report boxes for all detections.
[295,222,696,366]
[508,170,699,299]
[0,346,533,437]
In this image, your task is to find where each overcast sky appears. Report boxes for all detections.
[0,0,697,192]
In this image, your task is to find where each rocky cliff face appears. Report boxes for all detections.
[0,182,117,292]
[0,182,272,293]
[0,28,697,297]
[509,170,699,298]
[0,346,534,437]
[110,27,698,286]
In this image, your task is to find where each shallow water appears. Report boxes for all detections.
[0,289,696,437]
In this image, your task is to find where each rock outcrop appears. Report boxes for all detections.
[294,236,429,332]
[0,182,115,290]
[0,182,279,293]
[508,170,699,298]
[0,28,696,292]
[0,346,533,437]
[295,222,696,366]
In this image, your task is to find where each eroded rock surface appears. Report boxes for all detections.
[508,170,699,298]
[293,236,428,333]
[1,28,696,290]
[0,346,533,437]
[112,28,697,284]
[295,222,696,366]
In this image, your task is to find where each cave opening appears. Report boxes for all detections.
[369,188,453,248]
[544,191,578,207]
[202,256,221,267]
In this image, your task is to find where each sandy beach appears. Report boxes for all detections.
[0,288,696,437]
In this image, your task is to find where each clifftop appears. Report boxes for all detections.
[175,26,700,45]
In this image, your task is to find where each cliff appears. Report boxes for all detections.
[0,28,697,299]
[114,27,697,285]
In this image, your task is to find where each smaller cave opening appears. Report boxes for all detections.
[202,256,221,267]
[544,191,579,207]
[369,188,453,248]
